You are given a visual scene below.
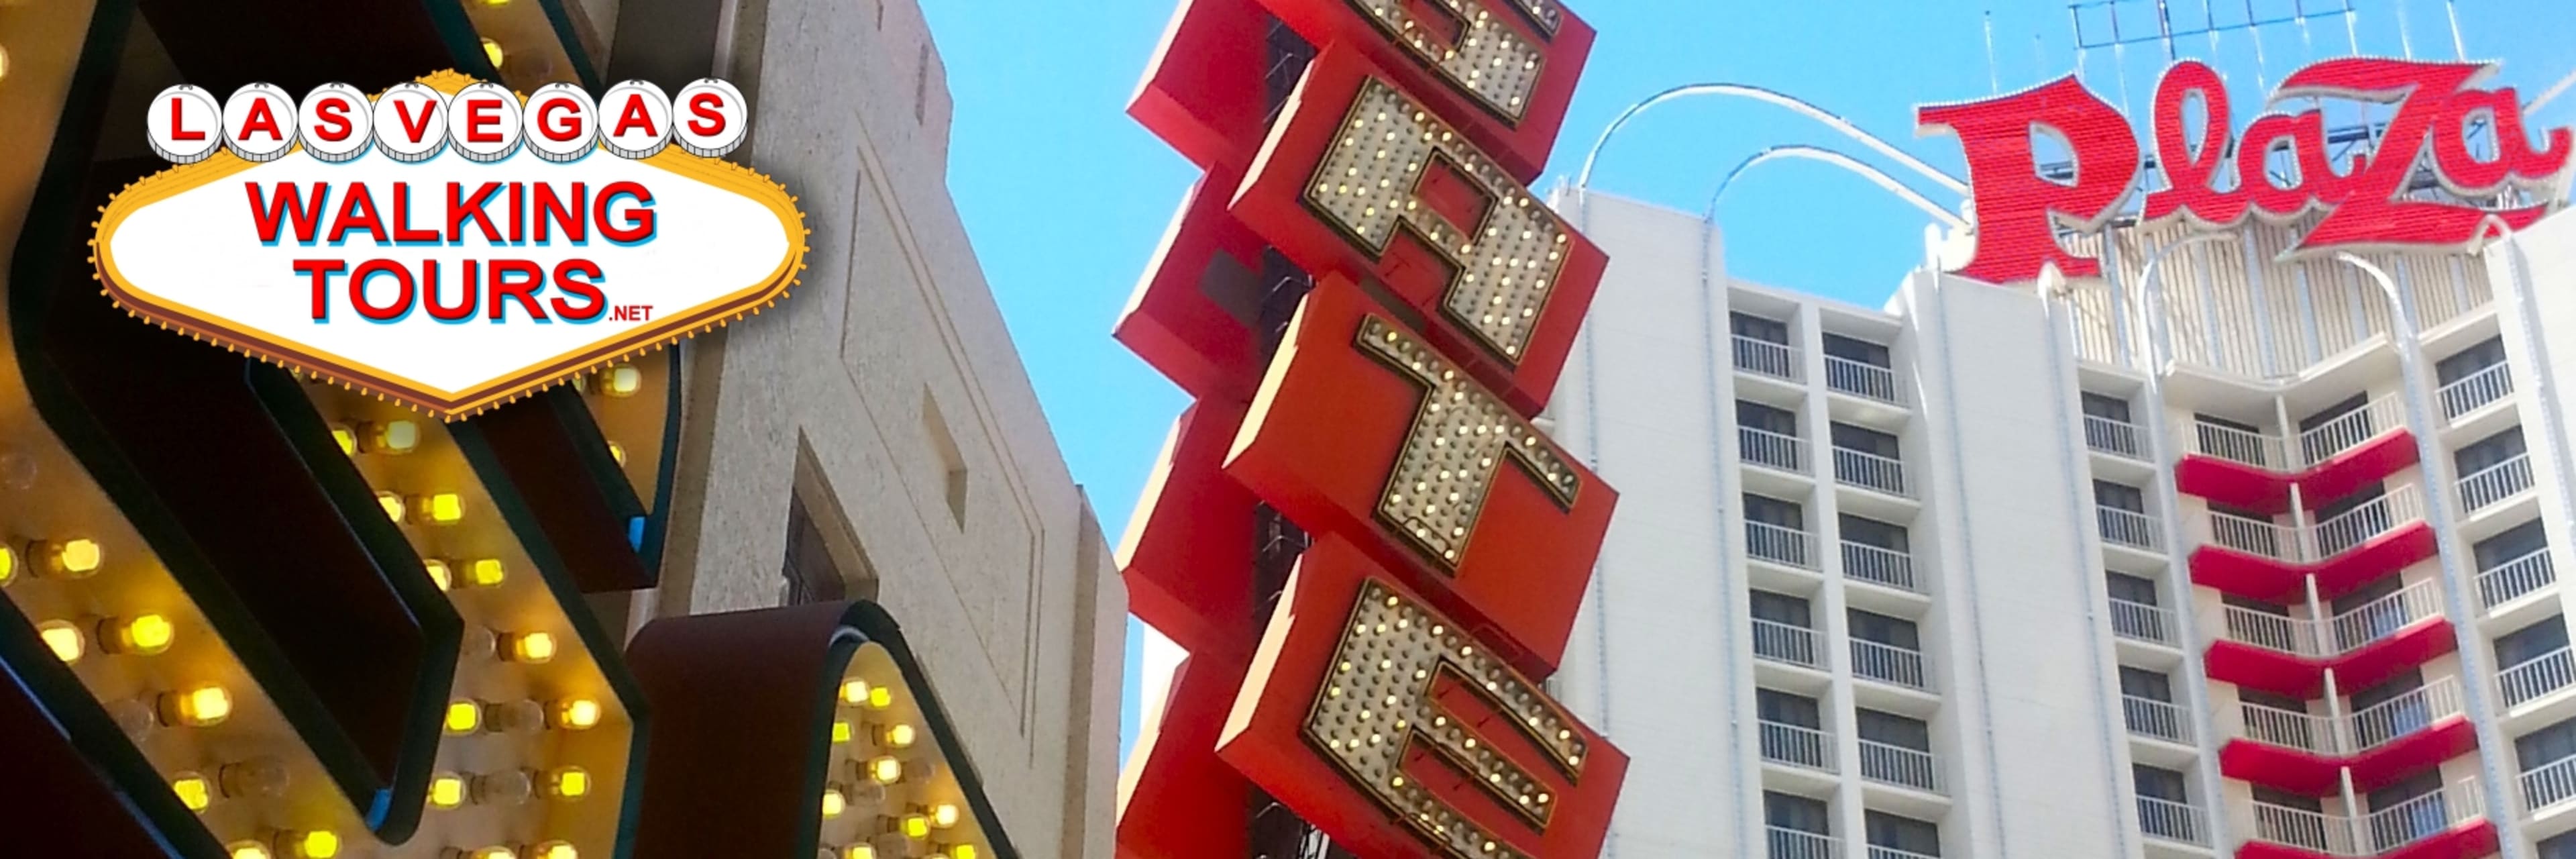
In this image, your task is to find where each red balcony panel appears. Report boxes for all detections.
[2233,820,2496,859]
[2218,717,2478,797]
[2176,430,2418,516]
[2203,620,2457,701]
[2188,523,2438,603]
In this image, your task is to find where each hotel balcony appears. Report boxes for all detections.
[1752,618,1821,670]
[1851,638,1931,692]
[2088,413,2148,460]
[2436,362,2512,423]
[2113,597,2183,649]
[1760,720,1835,773]
[2190,485,2435,603]
[1856,738,1941,794]
[1750,520,1819,570]
[2241,778,2495,859]
[2500,646,2576,710]
[2477,549,2556,615]
[2523,751,2576,817]
[1743,427,1812,476]
[2455,452,2534,517]
[1767,826,1840,859]
[2204,578,2455,699]
[2176,395,2416,515]
[2221,677,2477,796]
[2125,695,2195,745]
[1832,446,1911,499]
[1842,540,1919,593]
[1825,354,1902,407]
[2139,795,2212,848]
[1735,334,1803,383]
[1865,846,1938,859]
[2102,505,2167,554]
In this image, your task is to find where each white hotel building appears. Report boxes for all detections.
[1542,187,2576,859]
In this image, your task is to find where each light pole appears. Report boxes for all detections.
[2330,252,2528,859]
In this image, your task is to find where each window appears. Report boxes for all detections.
[1751,591,1813,628]
[2497,617,2571,668]
[2134,764,2188,803]
[1746,493,1806,530]
[782,493,845,604]
[2542,829,2576,859]
[1831,422,1900,458]
[2120,667,2174,702]
[2082,392,2133,423]
[1842,515,1910,553]
[2350,670,2429,738]
[1822,332,1892,368]
[1848,609,1920,650]
[2254,786,2324,811]
[1732,311,1790,345]
[1758,689,1823,729]
[2196,413,2261,434]
[2312,481,2385,523]
[2330,574,2404,616]
[2477,519,2548,570]
[1864,811,1940,856]
[1856,708,1930,750]
[2436,336,2508,386]
[2457,426,2528,475]
[1739,401,1801,436]
[2094,481,2146,513]
[2365,770,2446,850]
[2521,715,2576,770]
[1765,791,1831,834]
[2106,572,2159,606]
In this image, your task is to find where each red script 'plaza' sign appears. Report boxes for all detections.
[1917,57,2572,285]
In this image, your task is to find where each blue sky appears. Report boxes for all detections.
[910,0,2576,756]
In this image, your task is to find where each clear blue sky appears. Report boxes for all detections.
[911,0,2576,755]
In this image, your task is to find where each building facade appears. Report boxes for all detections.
[0,0,1120,856]
[1546,187,2576,859]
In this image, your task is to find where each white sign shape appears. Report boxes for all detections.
[92,71,806,419]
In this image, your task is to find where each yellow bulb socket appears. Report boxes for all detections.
[105,613,176,655]
[229,842,274,859]
[364,420,420,454]
[930,803,961,829]
[529,842,577,859]
[500,631,557,663]
[543,766,591,800]
[424,559,453,591]
[467,558,507,588]
[604,365,643,397]
[429,772,468,809]
[376,492,406,523]
[38,620,83,663]
[0,544,18,586]
[36,538,103,577]
[867,756,903,785]
[162,685,233,727]
[550,697,604,730]
[172,772,214,811]
[329,425,358,456]
[901,815,930,840]
[444,699,484,734]
[279,829,340,859]
[413,493,465,525]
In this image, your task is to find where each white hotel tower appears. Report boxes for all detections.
[1542,187,2576,859]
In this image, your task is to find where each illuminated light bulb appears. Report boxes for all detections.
[822,788,847,819]
[482,38,505,69]
[366,420,420,454]
[840,680,871,705]
[376,492,405,523]
[468,558,507,587]
[162,685,233,727]
[41,538,103,577]
[467,848,517,859]
[502,631,557,663]
[282,829,340,858]
[230,842,273,859]
[833,720,853,744]
[868,757,903,785]
[445,700,483,734]
[529,843,576,859]
[220,758,291,799]
[608,442,627,466]
[902,815,930,840]
[551,697,604,730]
[424,559,452,591]
[38,621,83,663]
[605,365,643,397]
[108,613,176,655]
[949,846,977,859]
[544,766,591,799]
[866,686,893,709]
[172,773,213,811]
[419,493,465,525]
[930,804,960,828]
[330,425,357,456]
[881,723,916,749]
[0,544,15,585]
[429,772,467,809]
[845,847,875,859]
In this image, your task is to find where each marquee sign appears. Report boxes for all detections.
[1114,0,1627,856]
[1917,57,2573,285]
[93,71,807,419]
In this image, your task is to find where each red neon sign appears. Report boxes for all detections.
[1918,57,2571,285]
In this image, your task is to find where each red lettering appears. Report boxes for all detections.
[393,99,437,144]
[328,184,388,244]
[248,183,330,244]
[551,260,608,321]
[537,183,588,243]
[1915,76,2137,284]
[390,183,440,243]
[595,183,656,243]
[349,259,414,321]
[486,260,549,321]
[686,93,726,137]
[314,97,354,142]
[294,259,345,320]
[2277,58,2551,250]
[538,99,584,142]
[168,96,207,141]
[425,260,479,321]
[465,97,504,144]
[611,95,659,138]
[446,182,504,243]
[237,97,284,142]
[2238,110,2347,219]
[2142,60,2246,226]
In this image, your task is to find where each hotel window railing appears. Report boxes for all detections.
[1850,639,1929,691]
[1841,540,1917,592]
[1864,846,1938,859]
[2098,506,2162,551]
[2222,605,2323,657]
[2108,597,2176,646]
[2136,796,2208,846]
[2500,646,2575,709]
[1735,335,1802,382]
[1824,355,1901,405]
[2363,780,2483,854]
[1752,618,1819,668]
[2524,752,2576,814]
[1741,427,1809,474]
[2206,485,2423,562]
[2251,799,2353,856]
[1748,521,1817,569]
[1856,739,1940,793]
[2457,452,2534,514]
[1832,447,1909,498]
[1759,720,1834,771]
[2478,548,2555,611]
[2085,414,2145,459]
[2187,393,2405,472]
[2326,578,2443,654]
[1766,827,1840,859]
[2240,701,2337,756]
[2192,419,2290,471]
[2438,362,2512,421]
[2123,695,2192,744]
[2237,680,2464,756]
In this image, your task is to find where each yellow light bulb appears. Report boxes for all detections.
[469,558,506,587]
[424,560,452,591]
[172,773,213,811]
[287,829,339,858]
[38,621,83,663]
[546,766,591,799]
[902,815,930,839]
[230,842,273,859]
[606,366,642,397]
[330,425,356,456]
[867,687,893,709]
[425,493,464,524]
[164,685,232,727]
[0,544,17,585]
[482,38,505,69]
[504,631,556,663]
[869,757,903,785]
[471,848,517,859]
[930,803,960,828]
[113,614,175,655]
[531,842,576,859]
[608,442,627,466]
[369,420,419,454]
[950,846,977,859]
[821,789,847,819]
[45,538,103,576]
[429,772,466,809]
[833,720,853,744]
[845,847,875,859]
[376,492,405,523]
[445,700,482,734]
[553,697,603,730]
[840,680,870,705]
[884,723,917,748]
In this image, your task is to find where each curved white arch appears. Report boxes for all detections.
[1701,144,1967,231]
[1571,83,1968,199]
